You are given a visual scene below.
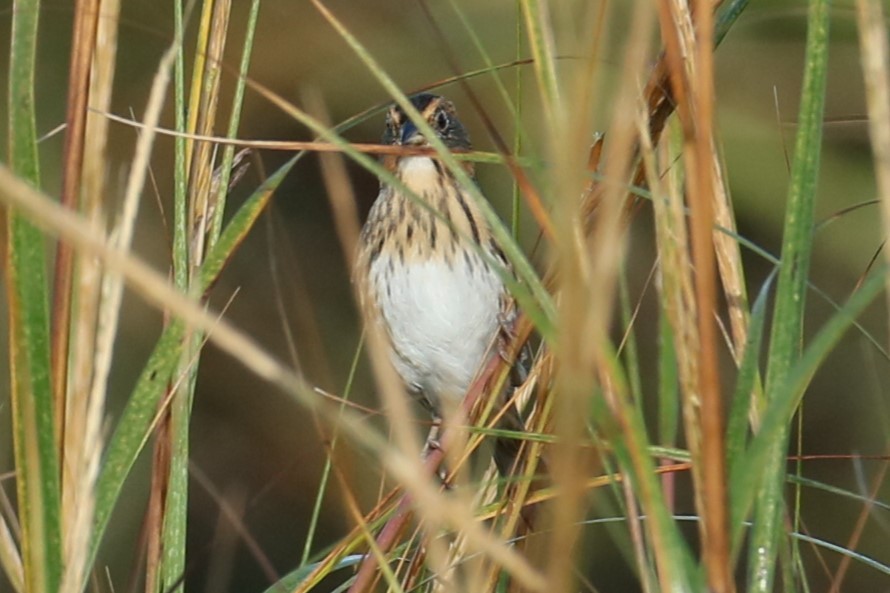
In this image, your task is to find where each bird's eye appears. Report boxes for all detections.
[435,110,449,131]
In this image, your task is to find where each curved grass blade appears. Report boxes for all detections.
[261,555,364,593]
[788,474,890,513]
[731,267,886,549]
[725,270,774,471]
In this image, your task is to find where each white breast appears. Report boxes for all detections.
[369,251,504,407]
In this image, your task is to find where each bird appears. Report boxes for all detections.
[353,93,527,477]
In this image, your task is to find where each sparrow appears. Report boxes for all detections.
[354,93,525,476]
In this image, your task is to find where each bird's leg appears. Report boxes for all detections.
[421,416,453,488]
[422,415,443,455]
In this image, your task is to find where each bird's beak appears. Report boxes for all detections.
[399,120,423,145]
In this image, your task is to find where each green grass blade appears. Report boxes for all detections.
[725,271,773,473]
[89,321,185,566]
[715,0,752,46]
[745,1,831,589]
[733,268,886,547]
[161,0,229,586]
[260,555,364,593]
[657,311,679,448]
[5,1,63,592]
[788,474,890,513]
[208,0,262,246]
[519,0,560,130]
[618,271,643,407]
[300,334,364,565]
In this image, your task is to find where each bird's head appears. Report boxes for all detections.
[382,94,471,151]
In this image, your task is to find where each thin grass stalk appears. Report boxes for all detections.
[6,0,63,591]
[855,0,890,315]
[685,0,732,588]
[827,460,890,592]
[725,275,772,474]
[444,0,526,133]
[60,0,122,590]
[644,115,700,593]
[159,10,193,583]
[654,0,707,551]
[744,1,830,588]
[709,144,767,432]
[75,115,540,165]
[300,337,364,566]
[513,0,523,239]
[162,1,233,590]
[544,4,623,588]
[184,0,216,179]
[187,0,231,272]
[657,312,680,452]
[656,305,681,520]
[209,0,262,246]
[618,271,644,405]
[519,0,560,137]
[621,474,655,593]
[710,150,751,365]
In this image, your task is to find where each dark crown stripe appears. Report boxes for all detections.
[454,189,481,246]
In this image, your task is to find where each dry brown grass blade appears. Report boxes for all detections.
[543,2,656,591]
[145,408,172,593]
[187,0,232,273]
[53,0,101,461]
[855,0,890,318]
[60,1,121,592]
[654,0,732,590]
[641,105,700,593]
[100,111,527,162]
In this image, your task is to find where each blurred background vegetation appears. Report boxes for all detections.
[0,0,888,591]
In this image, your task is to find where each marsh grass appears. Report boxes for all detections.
[2,1,890,593]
